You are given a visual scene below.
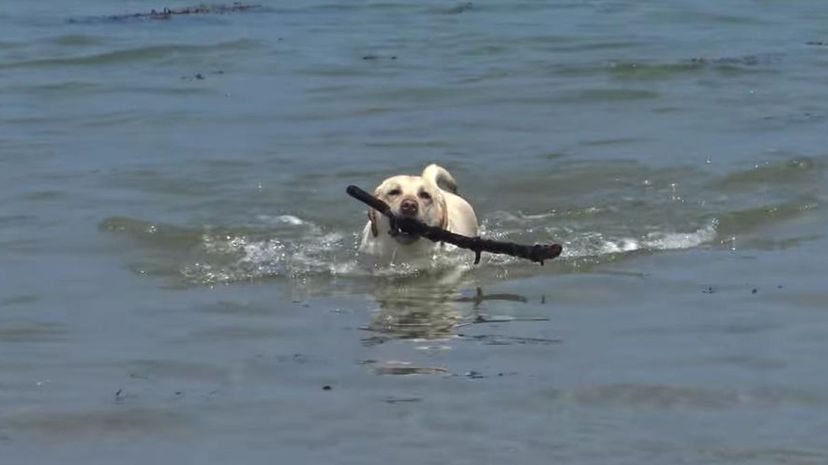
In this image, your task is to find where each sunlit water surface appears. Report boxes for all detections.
[2,1,828,463]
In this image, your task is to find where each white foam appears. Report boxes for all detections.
[558,221,717,259]
[598,238,641,255]
[642,222,717,250]
[256,214,306,226]
[276,215,305,226]
[181,216,719,284]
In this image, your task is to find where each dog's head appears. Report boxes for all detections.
[369,175,448,245]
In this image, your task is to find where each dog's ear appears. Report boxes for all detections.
[368,188,381,237]
[438,195,448,230]
[368,209,378,237]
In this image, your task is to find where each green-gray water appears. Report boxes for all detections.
[2,1,827,463]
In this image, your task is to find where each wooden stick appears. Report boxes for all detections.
[347,185,563,265]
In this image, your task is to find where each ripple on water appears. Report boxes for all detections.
[0,320,66,343]
[544,384,826,410]
[714,157,824,188]
[7,408,192,436]
[0,39,263,70]
[50,34,108,46]
[608,54,781,80]
[123,359,230,383]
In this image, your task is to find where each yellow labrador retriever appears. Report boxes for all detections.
[359,164,478,263]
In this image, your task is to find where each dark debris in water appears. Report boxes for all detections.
[360,335,390,347]
[113,387,137,404]
[688,55,763,67]
[181,70,224,81]
[456,370,520,379]
[69,3,263,23]
[445,2,474,14]
[383,396,423,404]
[702,285,785,295]
[274,352,308,364]
[373,366,449,376]
[362,55,398,61]
[761,112,825,126]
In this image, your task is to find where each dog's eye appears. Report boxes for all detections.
[418,191,432,200]
[387,188,401,196]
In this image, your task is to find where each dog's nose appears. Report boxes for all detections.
[400,198,418,217]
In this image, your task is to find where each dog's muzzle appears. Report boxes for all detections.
[391,230,420,245]
[388,213,421,245]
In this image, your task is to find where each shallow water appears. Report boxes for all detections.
[2,1,828,463]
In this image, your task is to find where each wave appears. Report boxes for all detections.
[0,39,261,70]
[96,153,826,285]
[564,222,718,257]
[100,210,724,287]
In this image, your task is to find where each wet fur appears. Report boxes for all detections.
[359,164,478,264]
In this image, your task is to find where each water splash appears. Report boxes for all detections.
[101,177,820,286]
[477,209,719,267]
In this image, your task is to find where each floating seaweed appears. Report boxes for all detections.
[69,3,263,23]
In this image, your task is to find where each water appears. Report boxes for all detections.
[2,1,828,463]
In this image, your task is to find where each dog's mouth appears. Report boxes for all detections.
[391,231,420,245]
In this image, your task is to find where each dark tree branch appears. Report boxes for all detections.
[347,185,562,265]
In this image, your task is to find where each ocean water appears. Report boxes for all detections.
[2,1,828,463]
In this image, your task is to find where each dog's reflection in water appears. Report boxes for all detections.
[364,276,530,343]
